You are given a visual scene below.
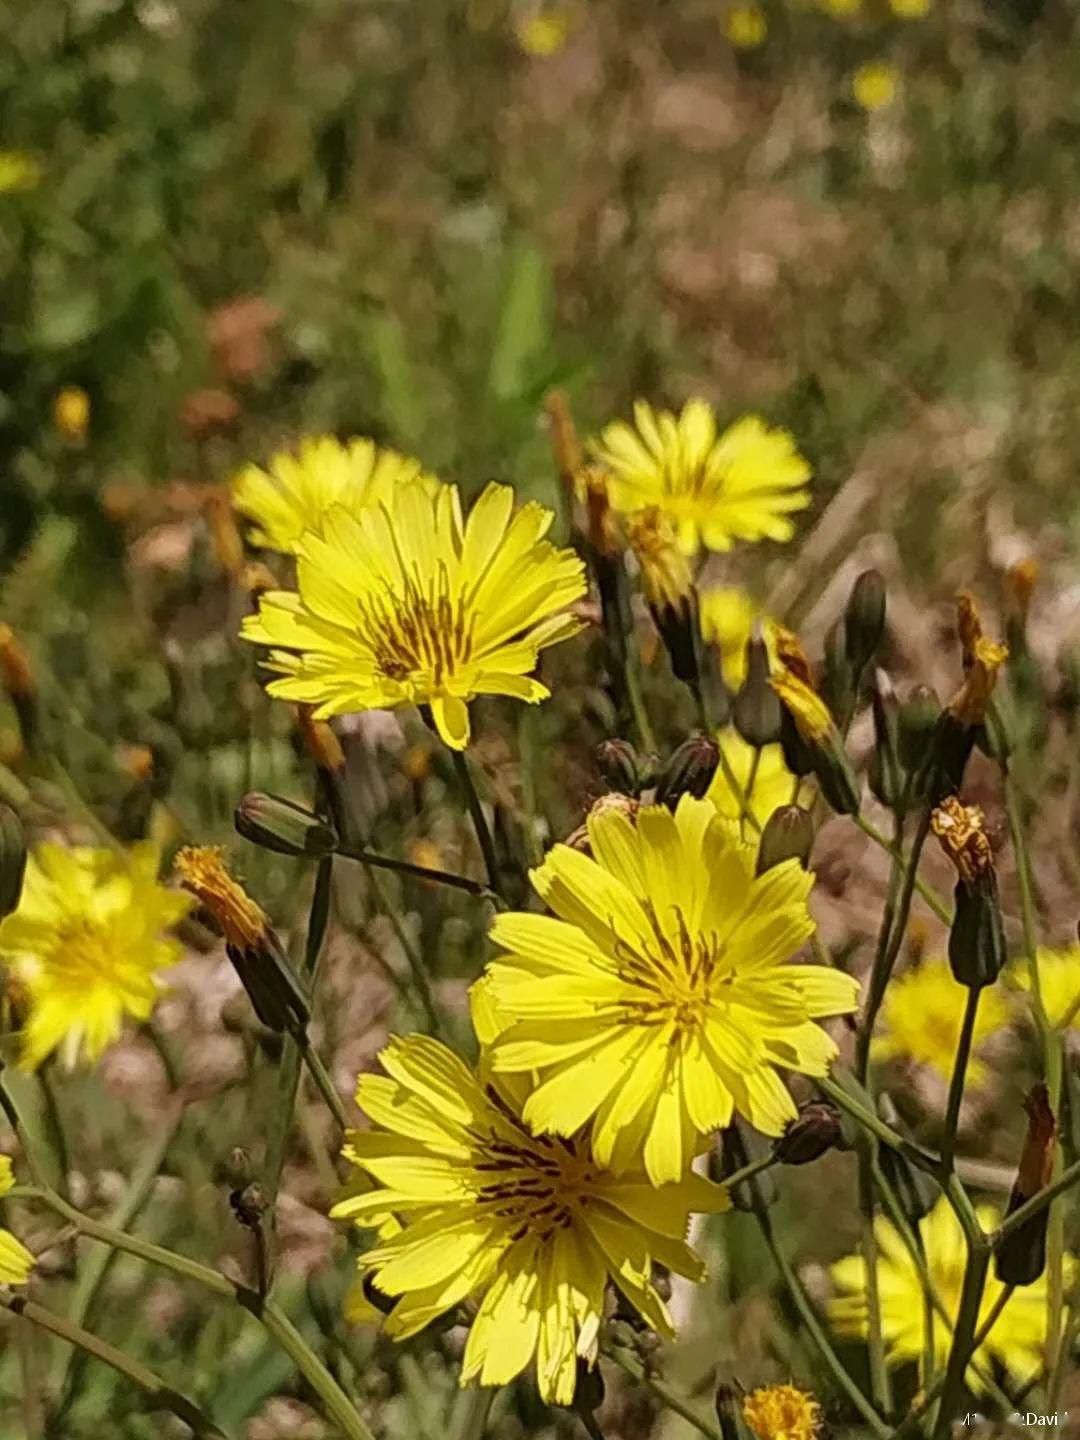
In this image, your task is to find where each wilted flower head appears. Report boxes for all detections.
[241,480,586,750]
[0,843,191,1070]
[174,846,269,951]
[742,1384,821,1440]
[589,399,811,558]
[931,797,992,887]
[628,507,693,612]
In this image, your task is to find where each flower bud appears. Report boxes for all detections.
[715,1382,750,1440]
[756,805,814,875]
[596,738,654,795]
[655,735,720,809]
[932,798,1007,989]
[773,1101,843,1165]
[996,1084,1055,1287]
[295,704,345,774]
[897,685,941,774]
[771,668,859,814]
[822,616,852,716]
[573,1358,606,1413]
[629,508,700,694]
[235,792,337,858]
[868,672,902,810]
[733,630,782,747]
[0,805,27,919]
[844,569,887,676]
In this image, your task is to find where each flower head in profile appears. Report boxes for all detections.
[241,480,587,750]
[589,399,811,557]
[707,729,795,830]
[332,1033,725,1404]
[0,843,191,1070]
[876,956,1010,1083]
[1013,947,1080,1031]
[0,1157,33,1284]
[743,1384,821,1440]
[830,1195,1074,1389]
[231,435,435,555]
[478,796,859,1185]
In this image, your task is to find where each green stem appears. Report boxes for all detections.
[1,1293,230,1439]
[858,1136,893,1417]
[336,844,495,900]
[940,988,981,1176]
[451,749,502,896]
[930,1238,990,1440]
[606,1345,723,1440]
[720,1151,778,1195]
[992,1156,1080,1244]
[853,814,951,925]
[450,1385,496,1439]
[714,744,762,834]
[818,1073,936,1173]
[365,864,443,1035]
[294,1028,349,1133]
[624,646,658,755]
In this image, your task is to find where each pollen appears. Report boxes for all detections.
[174,846,267,950]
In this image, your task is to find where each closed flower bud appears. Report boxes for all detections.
[733,630,782,747]
[773,1101,843,1165]
[756,805,814,875]
[996,1084,1055,1287]
[822,616,852,716]
[868,672,902,809]
[235,792,337,858]
[655,735,720,808]
[897,684,941,774]
[932,798,1006,989]
[844,569,887,676]
[573,1358,606,1413]
[0,804,26,919]
[596,738,654,795]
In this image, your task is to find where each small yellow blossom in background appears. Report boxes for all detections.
[724,5,767,49]
[0,150,41,193]
[0,843,192,1071]
[818,0,862,16]
[852,62,899,112]
[231,435,435,555]
[1014,946,1080,1030]
[589,399,811,558]
[478,795,859,1184]
[830,1196,1075,1389]
[0,1157,34,1285]
[698,587,774,690]
[743,1383,821,1440]
[889,0,930,15]
[241,479,587,750]
[52,386,90,444]
[875,955,1010,1083]
[708,728,794,830]
[514,8,571,55]
[331,1033,726,1404]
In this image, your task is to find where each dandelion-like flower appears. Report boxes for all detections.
[331,1033,725,1404]
[1014,947,1080,1031]
[589,399,811,557]
[830,1195,1074,1389]
[742,1384,821,1440]
[876,956,1010,1083]
[241,480,587,750]
[478,796,859,1184]
[231,435,435,555]
[0,843,191,1070]
[707,729,795,830]
[0,1157,33,1284]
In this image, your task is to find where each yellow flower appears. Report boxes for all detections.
[627,507,693,611]
[0,843,191,1071]
[889,0,930,15]
[698,587,775,690]
[770,668,832,743]
[0,151,41,194]
[707,729,794,830]
[173,846,268,951]
[743,1384,821,1440]
[724,5,767,48]
[852,62,899,111]
[53,387,90,443]
[818,0,862,14]
[241,480,587,750]
[1014,947,1080,1030]
[332,1033,725,1404]
[231,435,435,555]
[830,1196,1074,1389]
[478,796,859,1184]
[515,9,571,55]
[875,956,1010,1083]
[0,1157,33,1284]
[589,399,811,558]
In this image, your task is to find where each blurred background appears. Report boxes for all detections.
[3,0,1080,1436]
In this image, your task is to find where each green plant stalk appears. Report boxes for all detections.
[606,1345,723,1440]
[365,862,444,1034]
[451,749,502,896]
[930,1238,990,1440]
[939,988,981,1176]
[16,1185,377,1440]
[992,1156,1080,1243]
[294,1028,349,1133]
[858,1135,893,1417]
[720,1150,778,1194]
[450,1385,496,1439]
[714,744,762,834]
[336,843,495,899]
[1,1293,230,1439]
[818,1073,936,1173]
[624,644,658,755]
[853,815,951,924]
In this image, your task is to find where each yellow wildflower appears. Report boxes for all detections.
[0,1157,33,1284]
[478,795,859,1184]
[627,507,693,612]
[724,5,767,48]
[52,387,90,444]
[0,151,41,193]
[1014,947,1080,1030]
[889,0,930,15]
[698,587,774,691]
[852,62,899,112]
[831,1195,1075,1389]
[876,955,1010,1083]
[743,1384,821,1440]
[707,728,794,830]
[0,843,191,1071]
[173,846,268,951]
[770,669,832,742]
[819,0,862,15]
[332,1033,725,1404]
[515,9,571,55]
[241,480,586,750]
[589,399,811,558]
[231,435,435,555]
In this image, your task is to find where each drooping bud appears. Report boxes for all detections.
[235,792,338,858]
[756,805,814,875]
[655,735,720,809]
[770,669,860,816]
[897,684,941,774]
[174,846,310,1034]
[595,738,654,795]
[821,616,852,717]
[628,507,700,694]
[996,1084,1056,1287]
[773,1101,843,1165]
[0,804,27,919]
[732,627,782,747]
[932,797,1006,989]
[844,569,887,676]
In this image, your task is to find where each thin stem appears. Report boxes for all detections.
[365,864,443,1035]
[720,1151,778,1195]
[1,1293,230,1439]
[294,1028,349,1134]
[817,1073,937,1173]
[624,646,658,755]
[940,988,981,1175]
[606,1345,723,1440]
[992,1157,1080,1244]
[854,814,951,925]
[451,749,501,896]
[450,1385,496,1439]
[336,843,496,900]
[714,744,762,834]
[930,1238,990,1440]
[858,1135,893,1417]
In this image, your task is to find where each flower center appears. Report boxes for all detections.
[614,903,726,1031]
[471,1087,594,1242]
[47,920,116,987]
[357,563,475,688]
